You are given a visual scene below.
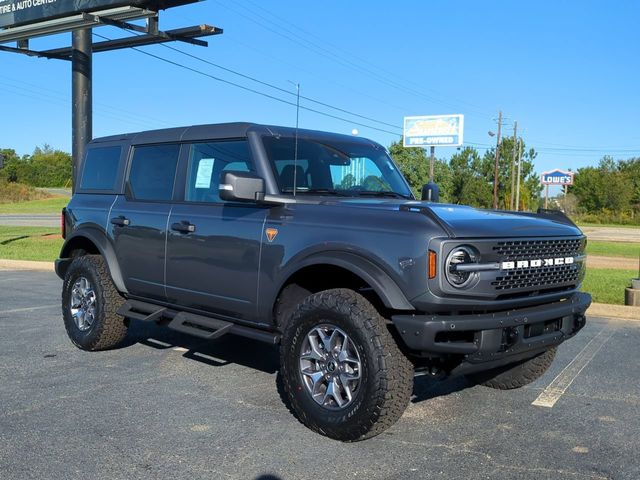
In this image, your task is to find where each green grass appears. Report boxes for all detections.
[586,240,640,259]
[0,197,68,214]
[0,226,62,262]
[582,268,636,305]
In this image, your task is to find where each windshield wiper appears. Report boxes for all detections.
[356,191,413,200]
[282,188,353,197]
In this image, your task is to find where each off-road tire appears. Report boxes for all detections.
[62,255,128,351]
[280,288,414,442]
[467,347,557,390]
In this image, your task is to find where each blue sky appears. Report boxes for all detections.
[1,0,639,178]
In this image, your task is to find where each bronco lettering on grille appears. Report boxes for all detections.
[501,257,575,270]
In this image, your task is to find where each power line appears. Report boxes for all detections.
[91,32,402,136]
[156,42,403,131]
[212,0,493,119]
[239,0,492,116]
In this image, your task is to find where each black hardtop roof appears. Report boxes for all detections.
[90,122,382,147]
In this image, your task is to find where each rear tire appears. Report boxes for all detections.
[62,255,128,351]
[467,347,557,390]
[280,288,413,441]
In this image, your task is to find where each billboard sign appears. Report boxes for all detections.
[0,0,196,29]
[541,169,574,186]
[403,114,464,148]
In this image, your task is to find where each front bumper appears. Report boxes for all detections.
[392,292,591,372]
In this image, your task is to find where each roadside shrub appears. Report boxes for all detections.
[0,180,51,203]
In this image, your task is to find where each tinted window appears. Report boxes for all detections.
[80,146,121,190]
[184,141,253,203]
[128,144,180,201]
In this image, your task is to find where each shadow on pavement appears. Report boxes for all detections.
[124,318,280,374]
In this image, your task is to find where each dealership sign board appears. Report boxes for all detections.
[0,0,196,29]
[541,169,574,186]
[403,114,464,148]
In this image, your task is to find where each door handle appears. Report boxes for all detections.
[171,221,196,234]
[110,216,130,227]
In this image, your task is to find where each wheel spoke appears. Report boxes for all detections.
[305,334,326,361]
[323,379,345,408]
[318,328,334,353]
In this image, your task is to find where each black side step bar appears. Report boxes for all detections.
[168,311,232,340]
[117,299,280,345]
[117,300,167,322]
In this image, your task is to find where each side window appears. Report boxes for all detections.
[184,140,253,203]
[80,146,122,191]
[128,144,180,201]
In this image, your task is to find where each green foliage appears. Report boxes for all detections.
[571,157,639,224]
[0,145,71,187]
[388,139,452,201]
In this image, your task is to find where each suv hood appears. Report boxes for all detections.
[331,199,583,238]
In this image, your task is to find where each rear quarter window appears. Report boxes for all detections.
[80,146,122,191]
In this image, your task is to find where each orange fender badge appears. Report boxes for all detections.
[265,228,279,242]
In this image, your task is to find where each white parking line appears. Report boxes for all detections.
[532,327,615,408]
[0,304,59,315]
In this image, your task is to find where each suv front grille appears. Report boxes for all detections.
[493,238,585,261]
[490,237,585,292]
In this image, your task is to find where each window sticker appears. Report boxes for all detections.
[195,158,215,189]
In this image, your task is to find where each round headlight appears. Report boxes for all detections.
[445,246,479,288]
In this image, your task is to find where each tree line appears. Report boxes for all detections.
[1,142,639,224]
[389,137,543,212]
[0,145,71,188]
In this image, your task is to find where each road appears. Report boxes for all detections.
[1,269,638,480]
[0,214,58,227]
[581,226,640,243]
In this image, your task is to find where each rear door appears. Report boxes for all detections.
[165,139,267,321]
[108,143,180,302]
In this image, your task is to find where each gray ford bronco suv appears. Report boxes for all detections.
[56,122,591,441]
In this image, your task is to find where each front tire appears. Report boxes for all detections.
[62,255,128,351]
[280,288,413,441]
[467,347,557,390]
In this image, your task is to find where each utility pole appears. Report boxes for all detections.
[429,145,435,182]
[71,28,92,194]
[492,110,503,209]
[515,137,522,211]
[509,121,517,210]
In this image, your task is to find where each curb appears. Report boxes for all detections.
[0,259,54,272]
[588,303,640,322]
[0,258,638,321]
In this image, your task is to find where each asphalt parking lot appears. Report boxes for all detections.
[1,270,638,480]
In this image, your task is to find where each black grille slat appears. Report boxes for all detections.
[490,238,585,292]
[493,238,584,261]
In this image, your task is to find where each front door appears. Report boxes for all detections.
[165,140,266,322]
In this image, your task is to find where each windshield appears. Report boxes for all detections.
[263,136,413,199]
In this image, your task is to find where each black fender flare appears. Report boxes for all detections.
[57,228,128,294]
[272,250,415,312]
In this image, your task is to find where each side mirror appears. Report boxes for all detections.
[219,171,266,202]
[421,182,440,202]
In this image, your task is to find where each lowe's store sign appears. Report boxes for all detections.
[541,169,574,186]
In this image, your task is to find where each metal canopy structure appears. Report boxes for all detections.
[0,1,222,191]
